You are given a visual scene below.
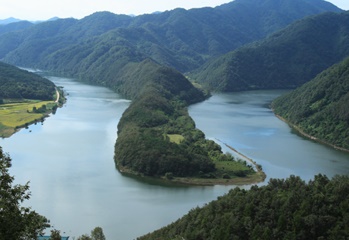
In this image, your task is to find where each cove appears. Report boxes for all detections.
[0,76,237,239]
[188,90,349,182]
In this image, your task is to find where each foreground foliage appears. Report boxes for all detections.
[272,56,349,150]
[0,147,50,239]
[139,174,349,240]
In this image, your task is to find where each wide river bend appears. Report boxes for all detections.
[1,77,348,239]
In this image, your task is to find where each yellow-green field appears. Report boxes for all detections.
[167,134,185,144]
[0,100,56,138]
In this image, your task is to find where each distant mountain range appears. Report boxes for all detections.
[0,17,60,25]
[0,17,22,25]
[0,0,341,75]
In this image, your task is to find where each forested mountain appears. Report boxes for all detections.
[0,61,55,100]
[114,59,261,180]
[0,0,341,74]
[0,21,33,36]
[139,174,349,240]
[272,56,349,150]
[192,11,349,91]
[114,59,213,177]
[0,18,22,25]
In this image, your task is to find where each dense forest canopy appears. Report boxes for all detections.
[0,61,55,100]
[272,56,349,150]
[114,59,257,180]
[192,11,349,91]
[139,174,349,240]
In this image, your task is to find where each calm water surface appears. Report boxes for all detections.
[189,91,349,181]
[0,76,235,239]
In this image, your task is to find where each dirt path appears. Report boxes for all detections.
[216,138,266,180]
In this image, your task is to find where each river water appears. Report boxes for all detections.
[1,78,348,239]
[0,76,236,239]
[188,91,349,181]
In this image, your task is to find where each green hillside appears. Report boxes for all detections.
[114,59,262,182]
[139,174,349,240]
[0,61,55,100]
[192,11,349,91]
[272,56,349,150]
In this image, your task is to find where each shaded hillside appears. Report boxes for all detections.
[192,11,349,91]
[272,56,349,150]
[0,61,55,100]
[139,174,349,240]
[0,0,341,73]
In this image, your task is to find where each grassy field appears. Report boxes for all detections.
[0,100,56,138]
[167,134,185,144]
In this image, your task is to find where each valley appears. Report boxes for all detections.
[0,0,348,238]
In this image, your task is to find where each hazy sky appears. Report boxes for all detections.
[1,0,348,21]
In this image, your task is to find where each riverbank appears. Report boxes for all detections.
[0,88,65,138]
[117,160,266,186]
[274,113,349,153]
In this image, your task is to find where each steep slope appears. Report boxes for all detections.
[0,61,55,100]
[139,175,349,240]
[0,0,341,73]
[272,56,349,150]
[192,11,349,91]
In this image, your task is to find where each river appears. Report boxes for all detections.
[1,78,348,239]
[188,91,349,181]
[0,76,237,239]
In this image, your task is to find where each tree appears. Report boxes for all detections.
[0,147,50,239]
[77,234,92,240]
[77,227,106,240]
[91,227,106,240]
[50,229,62,240]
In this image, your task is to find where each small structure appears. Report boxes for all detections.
[37,236,69,240]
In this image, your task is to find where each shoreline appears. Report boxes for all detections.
[273,112,349,153]
[117,151,267,187]
[216,139,266,179]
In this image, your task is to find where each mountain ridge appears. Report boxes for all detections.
[0,0,341,74]
[191,11,349,91]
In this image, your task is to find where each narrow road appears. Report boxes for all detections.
[55,88,60,103]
